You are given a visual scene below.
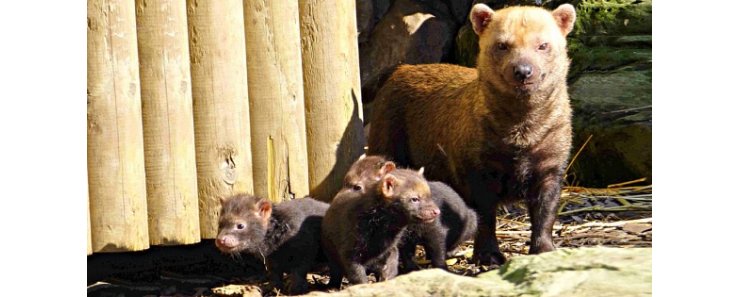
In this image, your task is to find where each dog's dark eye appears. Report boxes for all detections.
[236,223,245,230]
[410,197,420,203]
[352,184,363,191]
[496,43,509,51]
[538,43,549,51]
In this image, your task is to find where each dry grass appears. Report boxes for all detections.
[423,181,652,275]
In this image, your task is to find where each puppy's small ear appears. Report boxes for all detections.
[381,174,398,199]
[256,199,272,225]
[418,167,425,176]
[552,4,576,36]
[470,4,495,36]
[379,161,397,175]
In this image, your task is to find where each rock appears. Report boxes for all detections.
[454,23,477,67]
[440,0,475,25]
[357,0,375,44]
[359,0,457,103]
[372,0,393,25]
[212,284,262,297]
[622,223,652,234]
[301,269,516,297]
[299,247,652,297]
[358,0,397,46]
[569,66,652,186]
[490,247,652,297]
[564,2,652,187]
[567,39,651,80]
[573,0,652,36]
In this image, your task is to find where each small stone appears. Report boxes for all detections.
[622,223,651,234]
[211,284,261,297]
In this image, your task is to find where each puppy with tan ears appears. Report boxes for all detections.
[340,155,478,272]
[322,167,440,287]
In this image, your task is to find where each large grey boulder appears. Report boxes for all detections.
[300,247,652,297]
[490,247,652,297]
[304,269,517,297]
[568,65,651,186]
[565,1,652,186]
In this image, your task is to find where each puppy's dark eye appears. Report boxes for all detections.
[410,197,420,203]
[236,223,245,230]
[497,43,509,51]
[352,184,363,191]
[538,43,549,51]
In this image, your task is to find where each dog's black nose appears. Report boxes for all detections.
[513,64,533,82]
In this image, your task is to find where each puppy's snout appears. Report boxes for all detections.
[513,64,533,82]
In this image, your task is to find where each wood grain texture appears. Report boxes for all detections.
[243,0,310,203]
[187,0,254,238]
[136,0,201,245]
[299,0,366,202]
[87,0,150,252]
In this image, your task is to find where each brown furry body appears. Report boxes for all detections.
[399,180,478,272]
[216,195,329,295]
[322,168,440,287]
[341,155,478,272]
[367,4,576,265]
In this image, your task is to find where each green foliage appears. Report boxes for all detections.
[573,0,652,36]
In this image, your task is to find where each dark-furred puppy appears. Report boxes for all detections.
[322,168,440,287]
[341,154,397,194]
[342,155,478,272]
[399,181,478,272]
[216,194,329,295]
[368,4,576,265]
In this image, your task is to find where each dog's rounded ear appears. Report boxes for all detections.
[552,4,576,36]
[381,174,398,199]
[256,199,273,226]
[470,4,495,36]
[379,161,397,175]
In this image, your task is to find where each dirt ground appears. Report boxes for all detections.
[87,185,652,297]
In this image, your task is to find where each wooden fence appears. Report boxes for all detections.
[87,0,363,254]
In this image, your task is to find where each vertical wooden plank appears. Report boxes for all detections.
[243,0,310,203]
[299,0,365,202]
[87,195,92,255]
[135,0,201,245]
[87,0,150,252]
[187,0,254,238]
